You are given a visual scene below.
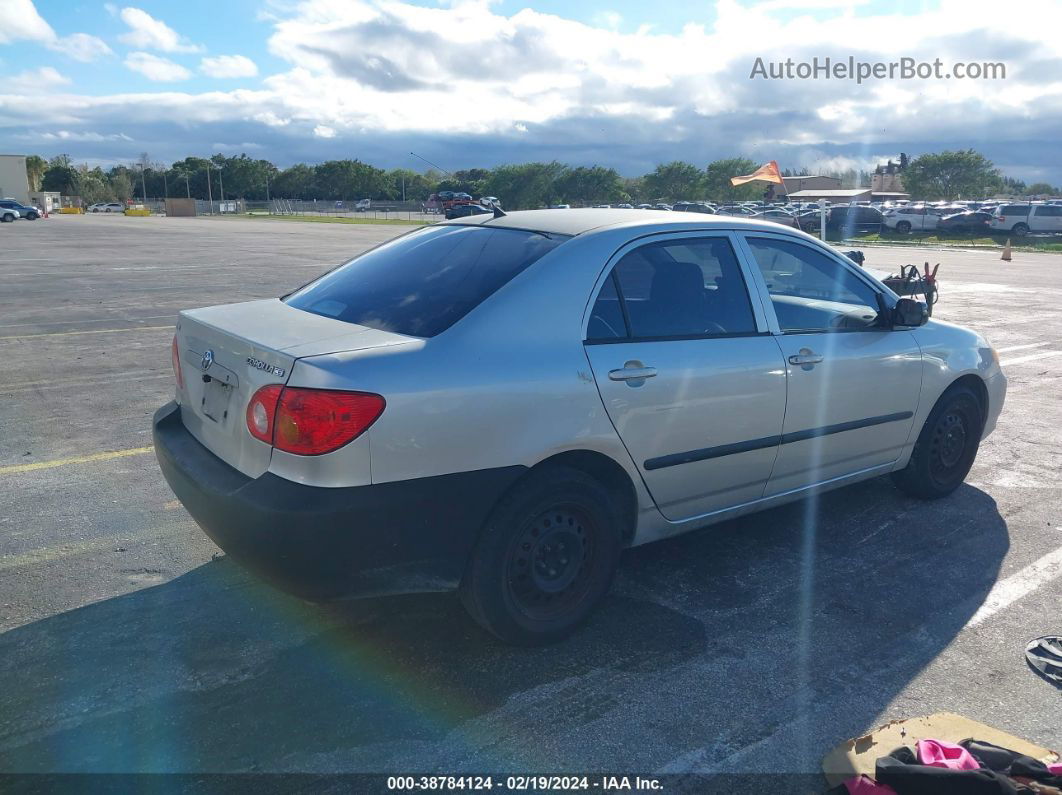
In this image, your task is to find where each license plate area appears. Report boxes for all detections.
[201,376,234,424]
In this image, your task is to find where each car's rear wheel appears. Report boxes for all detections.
[891,385,983,499]
[1012,222,1030,237]
[895,220,912,233]
[459,466,623,645]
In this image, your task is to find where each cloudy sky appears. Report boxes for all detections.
[2,0,1060,182]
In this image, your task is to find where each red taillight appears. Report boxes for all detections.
[245,386,385,455]
[246,384,283,444]
[171,335,183,390]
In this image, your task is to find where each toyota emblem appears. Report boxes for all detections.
[200,349,214,371]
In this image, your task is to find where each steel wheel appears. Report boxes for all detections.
[506,504,596,622]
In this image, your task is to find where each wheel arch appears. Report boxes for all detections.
[524,449,639,546]
[947,372,990,431]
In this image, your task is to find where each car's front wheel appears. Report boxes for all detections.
[891,384,984,499]
[460,466,623,645]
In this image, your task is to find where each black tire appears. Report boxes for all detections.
[1,214,12,223]
[891,385,984,499]
[1012,222,1029,237]
[895,220,912,233]
[459,466,623,645]
[26,212,38,220]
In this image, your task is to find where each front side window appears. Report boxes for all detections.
[286,225,567,337]
[745,237,882,333]
[586,237,757,341]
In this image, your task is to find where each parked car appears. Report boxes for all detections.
[615,203,634,209]
[989,203,1062,237]
[883,205,939,233]
[0,199,40,220]
[155,210,1006,644]
[937,211,993,232]
[444,203,492,220]
[0,207,20,223]
[89,202,125,213]
[751,209,798,227]
[549,204,571,209]
[652,203,672,210]
[797,205,883,236]
[354,199,371,212]
[481,196,502,208]
[672,202,716,214]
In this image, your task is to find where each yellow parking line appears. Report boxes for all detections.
[0,446,154,476]
[0,325,172,341]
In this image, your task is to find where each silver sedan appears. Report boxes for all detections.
[154,209,1006,644]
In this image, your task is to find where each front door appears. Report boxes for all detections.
[583,233,787,521]
[739,234,924,495]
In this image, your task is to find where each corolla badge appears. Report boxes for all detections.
[200,349,214,371]
[246,356,286,378]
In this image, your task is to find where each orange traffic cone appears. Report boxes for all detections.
[1001,239,1012,261]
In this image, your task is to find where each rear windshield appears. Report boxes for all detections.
[284,225,568,337]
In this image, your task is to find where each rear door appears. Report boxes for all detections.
[1033,204,1062,232]
[737,233,923,495]
[583,232,787,521]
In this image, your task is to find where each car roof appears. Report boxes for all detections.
[443,207,812,237]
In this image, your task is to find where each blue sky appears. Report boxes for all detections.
[2,0,1060,184]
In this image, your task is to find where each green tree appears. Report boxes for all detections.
[643,161,704,202]
[109,169,133,201]
[386,168,436,201]
[312,159,389,200]
[556,166,626,206]
[272,163,316,198]
[901,150,1001,200]
[703,158,762,201]
[481,162,568,209]
[41,155,79,194]
[25,155,47,191]
[1024,182,1057,196]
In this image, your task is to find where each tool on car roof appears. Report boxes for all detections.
[846,251,941,317]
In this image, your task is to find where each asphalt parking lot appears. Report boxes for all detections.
[1,215,1059,782]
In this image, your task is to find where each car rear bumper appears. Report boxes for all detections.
[153,401,525,600]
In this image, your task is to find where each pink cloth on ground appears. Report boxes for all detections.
[915,739,981,770]
[843,775,897,794]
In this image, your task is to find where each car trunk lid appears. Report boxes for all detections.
[175,298,414,478]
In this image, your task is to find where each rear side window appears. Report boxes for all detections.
[285,225,567,337]
[586,237,757,341]
[999,205,1031,216]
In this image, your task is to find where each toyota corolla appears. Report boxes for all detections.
[154,209,1006,644]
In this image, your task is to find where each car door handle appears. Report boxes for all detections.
[609,366,657,381]
[788,351,824,366]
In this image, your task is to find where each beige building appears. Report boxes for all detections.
[768,175,841,200]
[0,154,31,204]
[871,171,905,193]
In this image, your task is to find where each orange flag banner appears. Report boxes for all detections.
[730,160,784,186]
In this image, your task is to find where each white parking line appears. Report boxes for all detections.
[996,342,1048,354]
[966,546,1062,628]
[1000,350,1062,367]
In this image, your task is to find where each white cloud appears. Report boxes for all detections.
[118,7,202,53]
[124,52,192,82]
[12,66,72,86]
[53,32,114,62]
[0,0,112,60]
[200,55,259,79]
[0,0,53,43]
[2,0,1062,183]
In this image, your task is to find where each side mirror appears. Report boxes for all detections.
[892,297,928,327]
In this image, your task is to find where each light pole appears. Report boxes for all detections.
[205,162,213,215]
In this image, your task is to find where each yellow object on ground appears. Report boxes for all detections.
[124,208,151,216]
[822,712,1059,787]
[59,207,83,214]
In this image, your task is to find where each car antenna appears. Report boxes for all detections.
[492,204,507,218]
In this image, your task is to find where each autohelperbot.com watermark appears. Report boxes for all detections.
[749,56,1006,83]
